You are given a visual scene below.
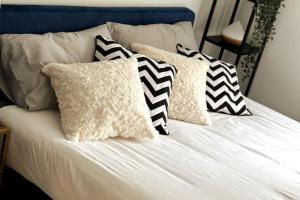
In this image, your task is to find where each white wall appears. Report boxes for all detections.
[248,0,300,122]
[3,0,199,8]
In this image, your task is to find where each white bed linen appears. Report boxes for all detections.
[0,98,300,200]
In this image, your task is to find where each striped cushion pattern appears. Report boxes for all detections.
[94,35,177,135]
[177,44,251,116]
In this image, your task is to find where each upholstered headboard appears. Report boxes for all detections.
[0,4,195,107]
[0,5,195,34]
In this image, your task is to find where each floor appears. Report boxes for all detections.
[0,167,51,200]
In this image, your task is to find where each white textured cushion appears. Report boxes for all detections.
[94,35,178,135]
[132,43,211,125]
[42,58,158,141]
[107,21,198,53]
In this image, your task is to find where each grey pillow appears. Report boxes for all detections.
[107,21,198,53]
[0,24,111,110]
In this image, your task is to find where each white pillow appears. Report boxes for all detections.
[42,58,158,141]
[0,24,111,111]
[131,43,211,126]
[107,21,198,53]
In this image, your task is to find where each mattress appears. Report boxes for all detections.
[0,98,300,200]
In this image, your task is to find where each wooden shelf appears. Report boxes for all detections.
[0,126,10,134]
[0,123,10,174]
[205,35,253,55]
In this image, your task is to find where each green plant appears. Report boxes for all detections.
[241,0,285,81]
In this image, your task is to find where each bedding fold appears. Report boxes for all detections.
[0,98,299,200]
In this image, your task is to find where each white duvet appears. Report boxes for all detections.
[0,98,300,200]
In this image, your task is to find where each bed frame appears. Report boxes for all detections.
[0,5,195,33]
[0,4,195,198]
[0,4,195,108]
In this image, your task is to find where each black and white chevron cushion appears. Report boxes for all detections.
[94,35,177,135]
[177,44,251,116]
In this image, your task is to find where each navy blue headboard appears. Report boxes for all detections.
[0,5,195,34]
[0,5,195,107]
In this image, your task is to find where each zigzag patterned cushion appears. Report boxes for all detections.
[94,35,177,135]
[177,44,251,116]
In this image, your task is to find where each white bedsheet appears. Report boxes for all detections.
[0,98,300,200]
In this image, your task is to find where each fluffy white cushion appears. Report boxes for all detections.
[132,43,211,125]
[42,58,158,141]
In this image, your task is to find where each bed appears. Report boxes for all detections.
[1,4,300,200]
[1,99,300,200]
